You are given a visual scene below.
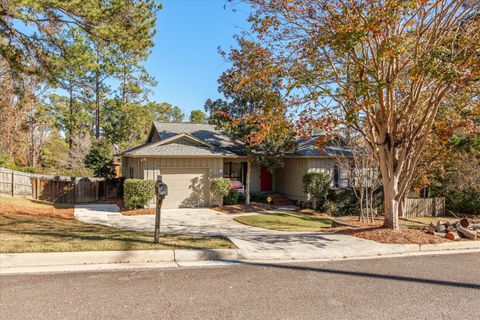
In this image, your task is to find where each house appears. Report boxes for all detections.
[119,122,351,208]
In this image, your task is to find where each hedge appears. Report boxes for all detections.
[124,179,156,209]
[224,189,240,205]
[210,177,231,197]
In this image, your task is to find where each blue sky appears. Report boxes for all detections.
[147,0,252,116]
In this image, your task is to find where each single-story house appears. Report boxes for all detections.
[119,122,351,208]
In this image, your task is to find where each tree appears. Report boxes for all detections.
[206,38,296,204]
[333,131,381,223]
[40,130,69,171]
[103,99,154,149]
[147,102,185,122]
[0,0,160,78]
[412,87,479,196]
[84,140,115,179]
[47,93,92,168]
[189,110,207,123]
[248,0,480,229]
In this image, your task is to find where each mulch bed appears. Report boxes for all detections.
[212,202,276,214]
[331,215,449,244]
[0,202,74,220]
[340,227,449,244]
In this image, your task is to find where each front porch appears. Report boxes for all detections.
[223,160,276,194]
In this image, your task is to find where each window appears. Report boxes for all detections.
[129,167,134,179]
[223,162,245,183]
[333,165,339,188]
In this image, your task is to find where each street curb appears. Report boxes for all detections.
[174,249,241,261]
[0,249,241,268]
[419,241,480,252]
[1,242,478,269]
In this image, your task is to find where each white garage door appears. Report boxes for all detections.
[160,168,209,209]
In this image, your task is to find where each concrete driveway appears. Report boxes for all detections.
[74,204,415,260]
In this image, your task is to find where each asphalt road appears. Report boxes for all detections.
[1,253,479,320]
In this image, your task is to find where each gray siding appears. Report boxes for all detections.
[121,156,224,206]
[274,158,335,202]
[250,164,261,192]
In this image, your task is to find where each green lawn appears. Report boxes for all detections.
[403,216,458,230]
[234,212,334,232]
[410,217,457,224]
[0,195,72,209]
[0,213,235,253]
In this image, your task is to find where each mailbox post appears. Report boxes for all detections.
[154,175,168,243]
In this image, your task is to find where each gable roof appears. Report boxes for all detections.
[150,122,245,155]
[119,123,243,157]
[156,132,214,148]
[119,122,352,158]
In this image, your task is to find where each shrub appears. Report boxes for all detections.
[124,179,156,209]
[250,191,268,203]
[302,172,331,209]
[237,191,246,203]
[444,191,480,214]
[224,189,240,205]
[322,200,338,215]
[327,189,358,216]
[210,178,231,197]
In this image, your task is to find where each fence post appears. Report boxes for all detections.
[36,178,39,199]
[96,181,99,202]
[11,171,15,197]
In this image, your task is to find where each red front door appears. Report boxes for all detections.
[260,167,272,191]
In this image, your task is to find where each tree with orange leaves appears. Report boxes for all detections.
[246,0,480,228]
[205,38,296,204]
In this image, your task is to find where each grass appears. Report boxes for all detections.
[0,195,72,209]
[410,217,456,224]
[403,216,458,230]
[234,212,334,232]
[0,213,235,253]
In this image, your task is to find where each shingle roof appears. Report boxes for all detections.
[119,122,352,158]
[121,142,235,157]
[286,136,353,157]
[152,122,245,155]
[119,122,241,157]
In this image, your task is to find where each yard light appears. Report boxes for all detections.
[267,196,272,205]
[154,175,168,243]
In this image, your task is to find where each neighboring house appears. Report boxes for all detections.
[119,122,351,208]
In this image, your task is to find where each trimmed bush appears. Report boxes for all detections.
[210,177,231,197]
[124,179,156,209]
[250,191,268,203]
[224,189,240,205]
[327,188,358,216]
[302,172,331,210]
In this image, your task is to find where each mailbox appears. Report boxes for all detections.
[154,175,167,244]
[156,175,168,198]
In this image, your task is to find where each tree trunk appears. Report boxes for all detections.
[245,160,251,205]
[382,173,401,230]
[67,80,74,169]
[95,71,100,141]
[457,225,478,240]
[358,188,364,222]
[122,63,128,104]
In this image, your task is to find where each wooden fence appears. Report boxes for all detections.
[0,167,121,204]
[403,197,445,218]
